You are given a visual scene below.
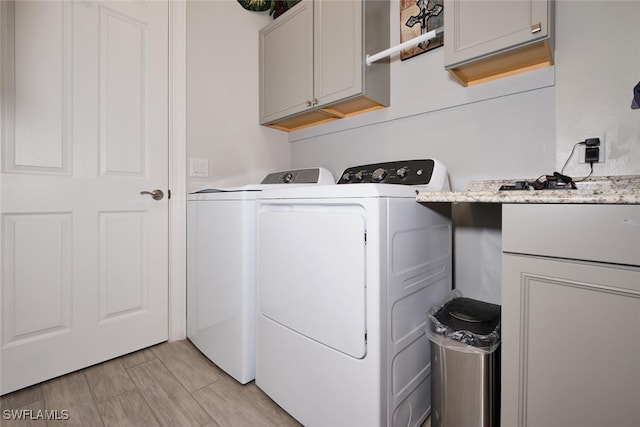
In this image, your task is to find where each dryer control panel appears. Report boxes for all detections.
[338,159,435,185]
[261,167,335,185]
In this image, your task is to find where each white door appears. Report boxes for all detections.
[1,0,168,394]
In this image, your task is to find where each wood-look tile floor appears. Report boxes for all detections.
[1,340,432,427]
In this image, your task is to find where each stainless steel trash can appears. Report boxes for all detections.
[427,292,501,427]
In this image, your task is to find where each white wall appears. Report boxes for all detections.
[556,1,640,177]
[186,0,289,192]
[289,88,556,191]
[289,0,640,304]
[289,0,558,190]
[185,0,640,305]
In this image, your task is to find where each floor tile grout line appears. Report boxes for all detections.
[81,369,106,427]
[123,354,168,427]
[152,342,222,391]
[85,350,162,426]
[35,385,48,427]
[2,341,304,427]
[130,378,165,427]
[155,354,215,425]
[0,384,42,411]
[41,379,50,427]
[189,378,220,396]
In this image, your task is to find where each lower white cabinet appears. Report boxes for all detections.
[501,204,640,427]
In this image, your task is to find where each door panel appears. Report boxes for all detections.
[4,0,71,173]
[3,213,72,342]
[502,254,640,427]
[259,0,313,123]
[100,5,147,177]
[444,0,549,67]
[314,0,362,106]
[98,211,148,320]
[257,204,367,359]
[1,0,168,395]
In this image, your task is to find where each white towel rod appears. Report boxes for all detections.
[365,27,444,66]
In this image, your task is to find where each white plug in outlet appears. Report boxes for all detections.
[578,134,606,163]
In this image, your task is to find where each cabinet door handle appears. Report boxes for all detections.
[306,100,312,107]
[312,98,318,106]
[531,22,542,34]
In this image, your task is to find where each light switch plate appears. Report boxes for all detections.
[190,158,209,177]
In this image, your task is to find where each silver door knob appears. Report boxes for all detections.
[140,189,164,200]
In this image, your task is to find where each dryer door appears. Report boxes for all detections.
[257,203,367,359]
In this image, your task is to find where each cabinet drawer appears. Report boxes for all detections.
[502,204,640,266]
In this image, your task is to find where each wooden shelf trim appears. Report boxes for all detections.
[447,40,553,87]
[266,95,385,132]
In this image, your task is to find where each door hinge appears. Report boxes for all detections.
[168,189,172,199]
[364,231,367,244]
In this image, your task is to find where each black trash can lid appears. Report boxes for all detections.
[434,297,500,336]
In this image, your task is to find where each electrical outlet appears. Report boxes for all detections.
[585,147,600,162]
[579,134,606,163]
[189,158,209,177]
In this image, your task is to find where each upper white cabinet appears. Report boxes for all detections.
[444,0,554,86]
[259,0,389,132]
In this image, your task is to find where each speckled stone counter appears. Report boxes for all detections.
[416,175,640,204]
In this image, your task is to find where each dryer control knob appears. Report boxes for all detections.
[282,172,294,183]
[396,167,408,178]
[355,171,365,181]
[372,168,387,182]
[342,172,351,182]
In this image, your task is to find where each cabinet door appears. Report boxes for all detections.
[502,254,640,427]
[259,0,313,124]
[444,0,549,67]
[313,0,362,107]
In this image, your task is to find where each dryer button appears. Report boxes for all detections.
[282,172,294,183]
[372,168,387,182]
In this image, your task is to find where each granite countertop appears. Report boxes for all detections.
[416,175,640,204]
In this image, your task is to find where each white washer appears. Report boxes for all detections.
[255,159,453,426]
[186,168,334,384]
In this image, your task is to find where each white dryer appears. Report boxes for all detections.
[186,168,334,384]
[255,159,452,426]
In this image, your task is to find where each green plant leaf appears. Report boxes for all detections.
[237,0,270,12]
[268,0,301,17]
